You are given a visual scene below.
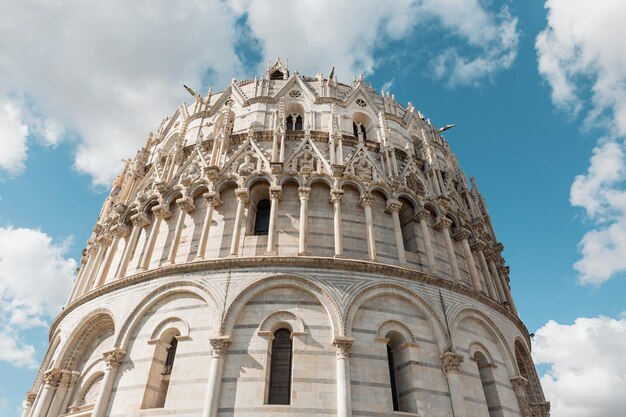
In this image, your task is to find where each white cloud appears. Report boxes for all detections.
[234,0,519,86]
[0,226,76,368]
[0,98,29,176]
[533,314,626,417]
[537,0,626,284]
[0,0,241,185]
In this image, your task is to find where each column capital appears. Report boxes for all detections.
[298,186,311,200]
[470,239,486,251]
[384,199,402,214]
[269,186,282,201]
[484,249,498,263]
[434,217,453,231]
[441,351,464,373]
[176,196,196,213]
[110,223,129,238]
[330,188,344,203]
[86,244,98,256]
[152,204,172,220]
[43,368,64,387]
[25,391,37,406]
[96,233,113,246]
[209,336,232,358]
[359,193,375,208]
[234,188,250,203]
[203,191,222,207]
[414,208,430,222]
[130,212,151,228]
[103,348,125,369]
[331,337,354,358]
[453,227,472,242]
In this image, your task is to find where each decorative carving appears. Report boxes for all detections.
[289,90,301,98]
[385,200,402,214]
[359,193,375,208]
[511,376,532,417]
[176,196,195,213]
[25,392,37,406]
[269,186,282,201]
[414,209,430,222]
[441,351,464,373]
[355,98,367,108]
[332,337,354,358]
[434,217,453,231]
[209,336,231,358]
[354,156,373,181]
[130,213,150,229]
[103,348,125,369]
[453,227,471,242]
[298,187,311,200]
[234,188,250,204]
[110,223,129,239]
[330,189,344,203]
[152,204,172,220]
[237,154,256,177]
[258,310,306,335]
[43,368,63,387]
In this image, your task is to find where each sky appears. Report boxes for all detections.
[0,0,625,416]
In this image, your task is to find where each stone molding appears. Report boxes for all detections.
[54,256,530,343]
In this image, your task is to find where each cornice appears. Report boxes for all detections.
[52,256,530,344]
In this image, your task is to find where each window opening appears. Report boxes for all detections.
[254,199,271,236]
[268,328,293,405]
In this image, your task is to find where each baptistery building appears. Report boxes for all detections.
[23,59,549,417]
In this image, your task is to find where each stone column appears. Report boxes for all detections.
[31,368,62,417]
[498,266,519,316]
[330,189,344,257]
[441,351,468,417]
[19,392,37,417]
[230,188,249,256]
[266,186,282,254]
[202,336,231,417]
[415,209,437,273]
[511,376,532,417]
[386,200,406,264]
[165,196,195,265]
[195,192,220,260]
[434,218,461,283]
[90,233,114,289]
[454,228,482,292]
[92,348,125,417]
[73,244,98,299]
[486,252,506,303]
[359,194,377,261]
[60,373,80,417]
[298,187,311,255]
[138,205,171,271]
[116,213,150,279]
[47,370,73,417]
[332,338,354,417]
[67,253,88,303]
[472,240,497,299]
[95,225,129,286]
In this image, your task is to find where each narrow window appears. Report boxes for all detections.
[353,122,359,137]
[254,199,271,236]
[270,70,284,80]
[268,328,292,405]
[286,115,294,131]
[162,337,178,375]
[387,344,400,411]
[475,352,503,417]
[295,115,303,130]
[142,336,179,409]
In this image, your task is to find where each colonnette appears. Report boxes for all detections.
[23,59,550,417]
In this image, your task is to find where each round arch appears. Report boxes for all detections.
[449,307,517,376]
[57,309,116,371]
[344,283,449,350]
[115,281,220,350]
[221,273,341,337]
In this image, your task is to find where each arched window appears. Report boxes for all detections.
[270,69,285,80]
[386,331,414,412]
[142,336,179,409]
[474,351,503,417]
[254,199,271,236]
[399,199,417,252]
[286,115,303,131]
[387,343,400,411]
[267,328,292,404]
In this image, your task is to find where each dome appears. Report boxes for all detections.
[23,59,550,417]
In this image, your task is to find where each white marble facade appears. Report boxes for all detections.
[23,59,549,417]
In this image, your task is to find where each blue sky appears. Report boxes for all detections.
[1,0,626,416]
